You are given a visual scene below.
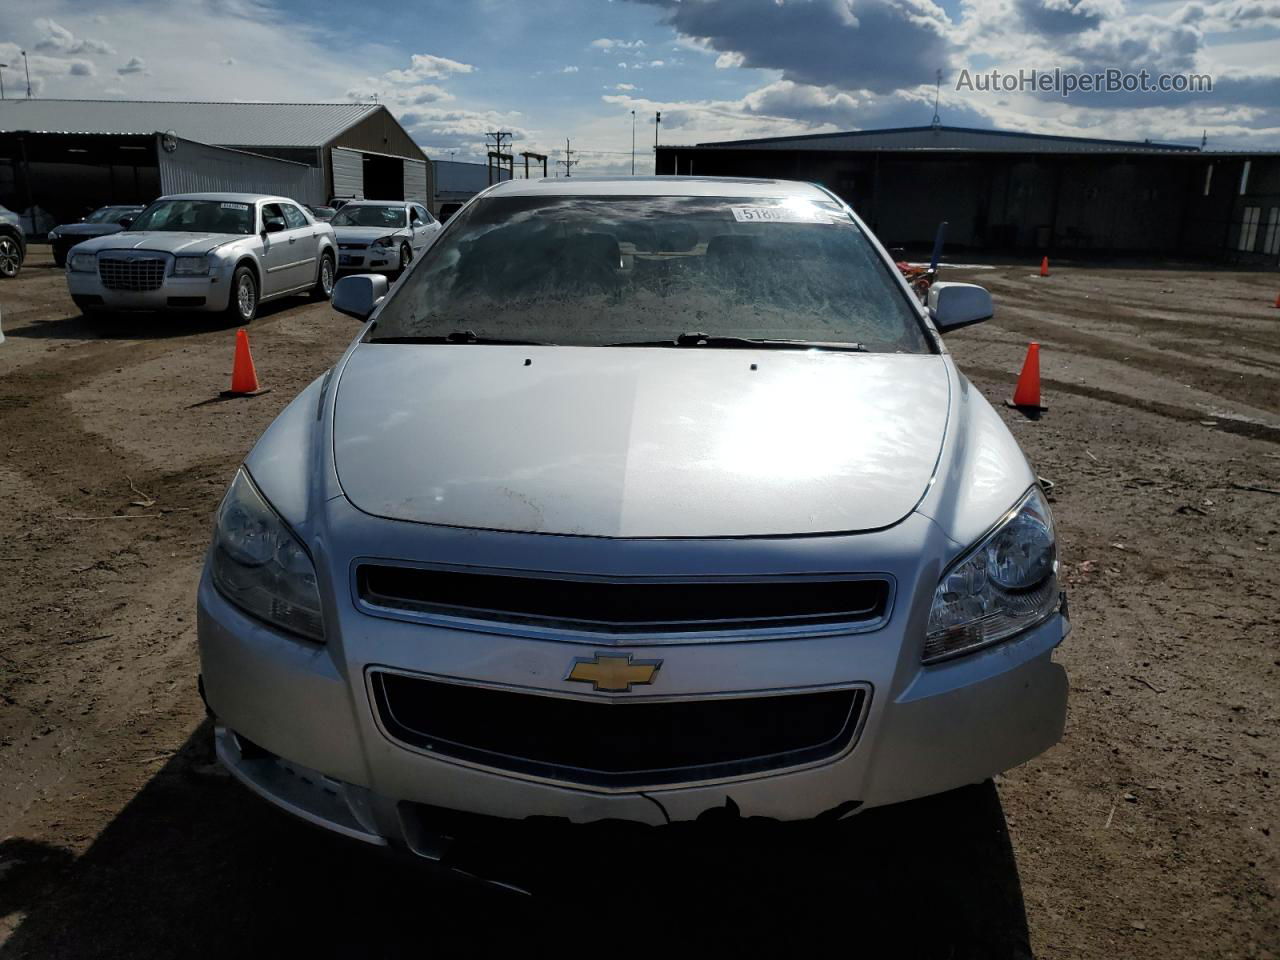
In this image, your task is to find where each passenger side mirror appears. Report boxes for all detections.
[263,218,286,234]
[117,216,134,228]
[332,274,389,321]
[928,282,994,332]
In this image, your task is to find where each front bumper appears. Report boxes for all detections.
[66,264,233,312]
[337,248,397,273]
[198,557,1068,851]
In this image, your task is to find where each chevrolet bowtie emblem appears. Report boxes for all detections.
[566,653,662,692]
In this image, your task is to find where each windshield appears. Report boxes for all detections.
[371,195,929,353]
[87,206,134,224]
[129,199,254,234]
[332,204,407,228]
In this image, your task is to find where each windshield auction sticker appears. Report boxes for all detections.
[220,202,249,210]
[731,205,831,223]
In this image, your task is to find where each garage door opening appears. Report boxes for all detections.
[364,153,404,201]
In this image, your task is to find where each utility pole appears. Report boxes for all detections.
[931,68,942,128]
[23,51,32,98]
[556,138,578,178]
[654,111,661,175]
[631,110,636,175]
[484,130,514,185]
[0,63,7,101]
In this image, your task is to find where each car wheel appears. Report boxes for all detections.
[0,236,21,278]
[227,265,258,323]
[399,243,412,273]
[312,253,335,301]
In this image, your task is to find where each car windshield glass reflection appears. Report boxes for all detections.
[129,200,254,234]
[332,205,407,228]
[371,195,930,354]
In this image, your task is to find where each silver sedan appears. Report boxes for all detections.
[197,177,1068,871]
[65,193,337,322]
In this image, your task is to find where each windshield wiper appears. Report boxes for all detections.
[603,332,868,352]
[373,329,551,346]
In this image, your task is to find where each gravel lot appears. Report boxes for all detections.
[1,245,1277,957]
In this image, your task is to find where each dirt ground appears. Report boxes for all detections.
[0,245,1276,958]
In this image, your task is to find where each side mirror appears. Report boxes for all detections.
[928,282,993,332]
[117,216,134,228]
[263,218,286,234]
[332,274,389,321]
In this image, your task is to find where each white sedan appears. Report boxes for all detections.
[330,200,441,275]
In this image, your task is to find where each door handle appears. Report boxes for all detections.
[289,236,297,243]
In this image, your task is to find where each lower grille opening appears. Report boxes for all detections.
[358,564,890,634]
[167,296,206,307]
[371,672,866,788]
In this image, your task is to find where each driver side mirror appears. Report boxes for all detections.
[117,216,134,228]
[928,282,994,332]
[263,217,286,234]
[332,274,389,321]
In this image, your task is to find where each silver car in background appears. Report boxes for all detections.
[330,199,440,275]
[197,177,1068,870]
[66,193,337,322]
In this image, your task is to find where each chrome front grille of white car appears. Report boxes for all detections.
[98,256,167,291]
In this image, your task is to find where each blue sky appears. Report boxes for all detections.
[2,0,1278,172]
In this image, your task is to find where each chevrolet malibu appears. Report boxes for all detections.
[330,199,440,275]
[66,193,336,322]
[197,177,1068,866]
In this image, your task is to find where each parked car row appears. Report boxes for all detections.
[48,205,147,267]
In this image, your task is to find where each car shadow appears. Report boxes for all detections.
[2,298,317,343]
[0,721,1032,958]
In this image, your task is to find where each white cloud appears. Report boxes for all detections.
[69,59,95,77]
[563,65,580,73]
[33,17,116,55]
[615,82,637,90]
[117,56,146,75]
[592,37,646,49]
[648,59,666,67]
[714,51,744,69]
[384,53,475,84]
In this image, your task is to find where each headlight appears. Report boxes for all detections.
[69,252,96,272]
[174,255,210,276]
[371,236,395,249]
[210,469,324,642]
[925,486,1058,663]
[48,229,60,241]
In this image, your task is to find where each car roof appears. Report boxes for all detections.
[483,176,832,200]
[157,192,296,204]
[342,199,410,206]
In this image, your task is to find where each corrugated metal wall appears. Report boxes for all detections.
[331,147,364,199]
[403,159,428,203]
[156,136,323,203]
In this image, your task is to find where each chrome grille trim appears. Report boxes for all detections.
[98,255,167,291]
[351,560,895,644]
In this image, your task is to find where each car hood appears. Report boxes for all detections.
[71,232,242,255]
[332,344,951,538]
[54,223,126,238]
[333,225,407,242]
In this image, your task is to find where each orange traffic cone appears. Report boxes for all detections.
[1005,342,1047,415]
[1273,292,1279,308]
[1039,256,1050,277]
[222,329,265,397]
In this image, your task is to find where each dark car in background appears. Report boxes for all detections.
[0,204,25,278]
[48,205,147,268]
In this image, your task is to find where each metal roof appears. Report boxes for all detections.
[0,99,381,147]
[684,124,1209,154]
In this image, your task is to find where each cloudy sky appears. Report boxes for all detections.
[1,0,1277,173]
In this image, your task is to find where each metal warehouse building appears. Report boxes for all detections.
[657,125,1280,266]
[0,99,433,232]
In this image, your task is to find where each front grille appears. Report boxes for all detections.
[370,671,866,787]
[356,565,891,635]
[98,256,166,291]
[339,242,368,251]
